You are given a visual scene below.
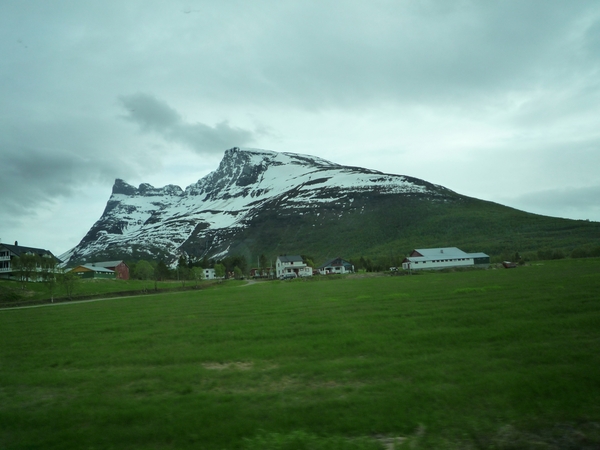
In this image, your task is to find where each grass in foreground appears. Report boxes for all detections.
[0,258,599,449]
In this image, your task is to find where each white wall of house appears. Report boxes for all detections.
[203,268,216,279]
[402,247,490,271]
[0,249,10,275]
[320,265,347,274]
[402,257,474,271]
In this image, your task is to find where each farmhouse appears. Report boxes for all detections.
[203,268,216,280]
[318,257,354,275]
[68,264,116,279]
[0,242,61,280]
[401,247,490,271]
[88,260,130,280]
[276,255,313,279]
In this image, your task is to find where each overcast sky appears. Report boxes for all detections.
[2,0,600,256]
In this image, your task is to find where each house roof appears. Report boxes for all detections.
[411,247,468,258]
[277,255,304,263]
[70,265,115,273]
[318,257,352,269]
[0,243,61,262]
[90,260,126,268]
[407,247,489,261]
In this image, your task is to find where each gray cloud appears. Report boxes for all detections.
[0,146,106,215]
[119,93,255,153]
[502,185,600,221]
[0,112,156,219]
[134,0,599,110]
[0,139,122,212]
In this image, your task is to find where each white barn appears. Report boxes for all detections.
[401,247,490,271]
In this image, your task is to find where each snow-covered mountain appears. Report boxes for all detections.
[63,147,455,264]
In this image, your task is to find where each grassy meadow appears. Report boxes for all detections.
[1,259,599,449]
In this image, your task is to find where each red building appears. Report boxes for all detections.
[89,261,130,280]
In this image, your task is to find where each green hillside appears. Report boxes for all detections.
[1,258,599,449]
[222,192,600,266]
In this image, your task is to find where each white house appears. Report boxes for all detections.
[0,242,61,280]
[276,255,313,279]
[401,247,490,271]
[203,268,216,280]
[318,257,354,275]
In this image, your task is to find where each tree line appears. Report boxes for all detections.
[9,254,77,301]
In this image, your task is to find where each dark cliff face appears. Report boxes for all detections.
[112,179,138,196]
[112,179,184,197]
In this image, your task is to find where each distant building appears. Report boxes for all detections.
[68,265,116,279]
[401,247,490,271]
[276,255,313,279]
[89,261,130,280]
[318,257,354,275]
[203,268,216,280]
[0,242,61,280]
[250,267,273,278]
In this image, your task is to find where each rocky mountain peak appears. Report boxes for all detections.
[112,178,138,196]
[65,147,450,264]
[111,180,183,197]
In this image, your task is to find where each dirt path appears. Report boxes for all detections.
[2,280,262,311]
[0,289,195,311]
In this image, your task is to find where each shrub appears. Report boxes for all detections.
[571,247,590,259]
[0,284,24,303]
[242,430,384,450]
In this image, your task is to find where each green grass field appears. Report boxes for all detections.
[1,259,599,449]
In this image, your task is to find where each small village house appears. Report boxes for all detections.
[203,268,216,280]
[401,247,490,271]
[318,257,354,275]
[276,255,313,279]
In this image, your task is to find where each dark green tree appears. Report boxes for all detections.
[155,260,170,280]
[58,270,78,300]
[12,254,40,289]
[191,267,204,287]
[221,255,247,275]
[135,260,154,280]
[40,255,58,302]
[214,263,225,280]
[153,260,170,291]
[177,256,190,286]
[259,254,268,271]
[233,266,243,279]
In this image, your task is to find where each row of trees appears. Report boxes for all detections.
[124,243,600,285]
[127,258,226,288]
[127,253,281,284]
[10,254,78,301]
[126,253,385,281]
